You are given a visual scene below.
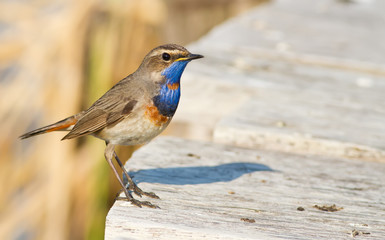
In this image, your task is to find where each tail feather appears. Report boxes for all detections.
[20,115,78,139]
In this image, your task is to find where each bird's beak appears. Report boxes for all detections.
[176,53,204,62]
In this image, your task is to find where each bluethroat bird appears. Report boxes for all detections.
[20,44,203,208]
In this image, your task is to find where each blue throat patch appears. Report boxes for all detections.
[153,61,189,117]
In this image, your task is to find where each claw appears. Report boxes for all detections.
[137,200,160,209]
[129,184,142,198]
[142,191,160,199]
[116,196,160,209]
[129,183,160,199]
[129,199,143,208]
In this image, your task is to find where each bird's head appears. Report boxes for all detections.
[136,44,203,117]
[138,44,203,84]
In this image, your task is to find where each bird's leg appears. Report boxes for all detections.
[104,143,159,208]
[113,151,159,199]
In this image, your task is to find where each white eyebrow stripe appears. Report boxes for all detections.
[149,49,187,58]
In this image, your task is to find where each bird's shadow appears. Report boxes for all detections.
[127,162,274,185]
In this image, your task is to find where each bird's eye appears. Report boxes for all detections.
[162,52,171,61]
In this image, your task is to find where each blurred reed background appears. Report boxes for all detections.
[0,0,267,239]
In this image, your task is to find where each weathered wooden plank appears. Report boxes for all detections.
[172,0,385,161]
[214,89,385,162]
[176,42,385,160]
[105,137,385,239]
[172,0,385,143]
[190,0,385,67]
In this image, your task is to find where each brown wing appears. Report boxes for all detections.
[62,78,141,140]
[62,99,137,140]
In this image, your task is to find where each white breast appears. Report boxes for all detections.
[94,109,171,145]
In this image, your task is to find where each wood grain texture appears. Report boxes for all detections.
[174,0,385,161]
[105,137,385,239]
[171,0,385,143]
[106,0,385,238]
[214,90,385,162]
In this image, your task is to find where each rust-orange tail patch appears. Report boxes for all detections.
[20,115,78,139]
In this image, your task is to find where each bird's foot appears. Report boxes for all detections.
[116,195,160,209]
[131,199,160,209]
[128,182,160,199]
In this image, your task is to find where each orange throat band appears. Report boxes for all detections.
[145,105,169,126]
[167,83,179,90]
